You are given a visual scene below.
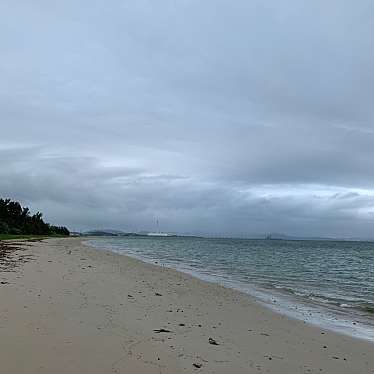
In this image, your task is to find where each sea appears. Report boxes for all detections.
[86,236,374,342]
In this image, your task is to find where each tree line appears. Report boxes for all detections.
[0,198,70,236]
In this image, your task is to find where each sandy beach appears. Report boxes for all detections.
[0,237,373,374]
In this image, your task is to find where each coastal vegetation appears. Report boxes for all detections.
[0,198,69,237]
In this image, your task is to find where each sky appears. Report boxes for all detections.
[1,1,374,238]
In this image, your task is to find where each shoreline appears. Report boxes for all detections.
[1,237,373,373]
[86,238,374,343]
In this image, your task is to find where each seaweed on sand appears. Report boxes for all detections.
[0,242,35,273]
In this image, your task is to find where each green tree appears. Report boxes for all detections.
[0,198,70,236]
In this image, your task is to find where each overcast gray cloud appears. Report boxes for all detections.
[1,1,374,237]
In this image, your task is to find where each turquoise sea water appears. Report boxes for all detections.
[87,236,374,341]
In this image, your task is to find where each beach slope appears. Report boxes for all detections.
[0,238,373,373]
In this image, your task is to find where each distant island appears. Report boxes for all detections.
[0,198,69,236]
[70,229,374,242]
[78,230,178,237]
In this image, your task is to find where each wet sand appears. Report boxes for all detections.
[0,237,373,373]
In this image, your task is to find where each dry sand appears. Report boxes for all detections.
[0,237,373,374]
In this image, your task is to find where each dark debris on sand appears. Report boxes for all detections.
[208,337,219,345]
[0,242,34,273]
[154,328,172,333]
